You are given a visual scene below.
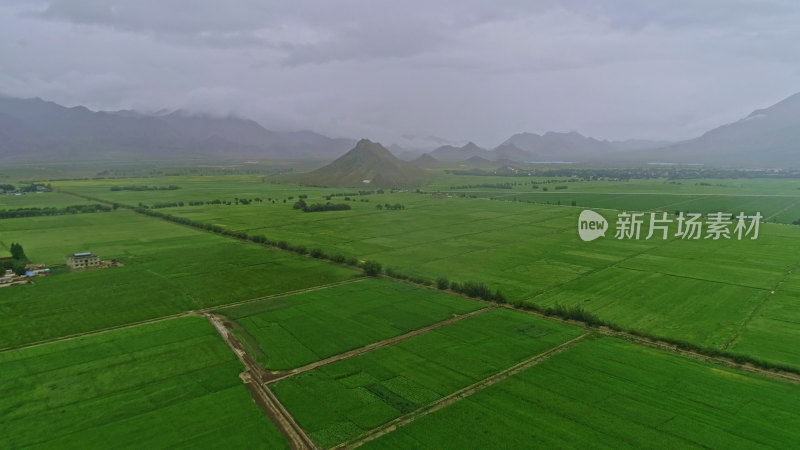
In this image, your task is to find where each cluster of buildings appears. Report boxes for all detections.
[1,251,120,288]
[0,263,50,287]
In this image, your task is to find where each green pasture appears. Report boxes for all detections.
[365,336,800,449]
[0,316,287,449]
[272,308,583,448]
[220,277,484,371]
[0,210,357,349]
[46,176,800,368]
[0,191,96,210]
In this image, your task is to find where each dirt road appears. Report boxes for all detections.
[206,313,318,450]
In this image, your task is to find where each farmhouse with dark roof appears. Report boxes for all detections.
[66,252,100,270]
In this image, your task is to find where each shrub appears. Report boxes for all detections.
[362,260,382,276]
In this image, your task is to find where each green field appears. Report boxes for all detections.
[220,277,484,370]
[45,176,800,369]
[0,210,357,349]
[728,272,800,367]
[2,170,799,447]
[0,316,287,449]
[271,308,584,447]
[0,191,98,209]
[365,336,800,449]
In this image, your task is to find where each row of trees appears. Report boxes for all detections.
[110,185,180,191]
[449,183,514,190]
[292,199,352,212]
[140,198,267,209]
[433,277,505,302]
[0,204,113,219]
[376,204,404,210]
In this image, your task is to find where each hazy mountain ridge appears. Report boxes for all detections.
[2,92,800,167]
[639,92,800,166]
[0,96,355,161]
[429,142,494,161]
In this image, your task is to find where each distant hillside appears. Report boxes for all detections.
[499,131,667,162]
[493,143,533,162]
[0,96,355,161]
[411,153,439,166]
[635,92,800,167]
[298,139,431,188]
[430,142,494,161]
[463,155,493,165]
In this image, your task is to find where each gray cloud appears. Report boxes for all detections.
[3,1,800,146]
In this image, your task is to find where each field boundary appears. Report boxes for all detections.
[336,332,593,449]
[723,265,798,351]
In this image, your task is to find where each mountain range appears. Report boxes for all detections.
[426,133,669,164]
[0,96,355,161]
[1,92,799,167]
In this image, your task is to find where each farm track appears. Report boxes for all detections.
[264,306,496,384]
[336,332,593,449]
[0,277,366,355]
[207,313,318,450]
[722,264,799,351]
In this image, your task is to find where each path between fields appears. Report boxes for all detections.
[264,306,496,384]
[0,277,366,355]
[206,313,318,450]
[722,265,798,351]
[336,332,592,449]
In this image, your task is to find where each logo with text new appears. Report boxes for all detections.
[578,210,608,242]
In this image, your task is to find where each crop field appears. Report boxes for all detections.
[219,277,484,370]
[0,209,357,349]
[2,171,798,447]
[728,271,800,367]
[0,191,97,209]
[364,336,800,449]
[271,308,584,447]
[426,174,800,223]
[47,176,800,368]
[0,316,287,449]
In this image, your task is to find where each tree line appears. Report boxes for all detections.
[0,204,113,219]
[292,198,352,212]
[375,204,405,210]
[110,185,180,191]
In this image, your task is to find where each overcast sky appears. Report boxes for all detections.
[2,1,799,147]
